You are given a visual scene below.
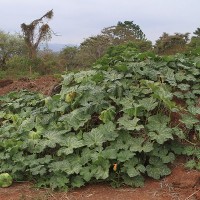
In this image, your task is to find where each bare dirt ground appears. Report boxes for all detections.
[0,77,200,200]
[0,76,59,96]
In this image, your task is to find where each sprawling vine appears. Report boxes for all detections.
[0,50,200,190]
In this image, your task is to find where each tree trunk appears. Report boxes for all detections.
[28,46,37,60]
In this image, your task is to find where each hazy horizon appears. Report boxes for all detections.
[1,0,200,45]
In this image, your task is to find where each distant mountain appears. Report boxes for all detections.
[40,43,76,52]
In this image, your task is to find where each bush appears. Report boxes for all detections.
[3,55,40,79]
[5,55,32,70]
[37,51,65,75]
[3,52,65,78]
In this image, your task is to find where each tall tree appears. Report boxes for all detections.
[101,21,152,51]
[101,21,147,44]
[21,10,54,59]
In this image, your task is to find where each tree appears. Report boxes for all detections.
[193,28,200,37]
[101,21,152,52]
[187,28,200,55]
[76,35,112,68]
[75,21,152,68]
[101,21,147,44]
[0,30,26,70]
[154,32,190,55]
[21,10,54,59]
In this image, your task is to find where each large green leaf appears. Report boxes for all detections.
[118,115,144,131]
[62,73,74,86]
[117,150,135,162]
[71,176,85,188]
[57,135,84,156]
[49,155,82,175]
[99,106,116,123]
[129,137,153,153]
[42,130,67,148]
[139,97,158,111]
[162,67,176,86]
[122,157,145,177]
[147,114,170,126]
[100,122,118,141]
[59,107,91,130]
[148,130,173,144]
[149,145,175,163]
[83,122,117,147]
[49,174,69,190]
[101,148,118,159]
[74,70,97,83]
[80,165,95,182]
[28,165,46,176]
[146,157,171,179]
[93,157,110,180]
[108,131,133,150]
[83,129,105,147]
[146,114,173,144]
[177,83,190,91]
[180,114,199,129]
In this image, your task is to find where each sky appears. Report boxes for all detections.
[0,0,200,45]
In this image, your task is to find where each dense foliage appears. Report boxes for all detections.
[0,50,200,190]
[1,22,200,79]
[57,21,153,70]
[101,21,146,41]
[0,30,27,70]
[154,32,190,55]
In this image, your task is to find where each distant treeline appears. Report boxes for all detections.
[0,19,200,79]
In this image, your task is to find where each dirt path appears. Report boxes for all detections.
[0,76,59,96]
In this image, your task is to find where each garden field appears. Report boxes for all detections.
[0,50,200,199]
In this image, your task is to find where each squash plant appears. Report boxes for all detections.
[0,51,200,190]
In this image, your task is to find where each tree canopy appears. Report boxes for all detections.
[75,21,152,68]
[154,32,190,55]
[102,21,147,44]
[0,30,26,70]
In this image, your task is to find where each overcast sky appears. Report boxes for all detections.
[0,0,200,45]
